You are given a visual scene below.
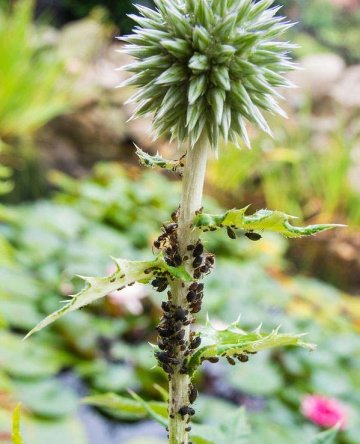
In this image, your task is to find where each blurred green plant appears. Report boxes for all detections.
[275,0,360,63]
[208,115,360,227]
[0,0,70,137]
[0,140,13,195]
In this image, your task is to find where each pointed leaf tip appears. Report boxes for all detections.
[25,255,190,339]
[193,207,345,239]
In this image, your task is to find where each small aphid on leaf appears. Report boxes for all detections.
[227,227,237,239]
[245,231,262,241]
[238,354,249,363]
[226,356,236,366]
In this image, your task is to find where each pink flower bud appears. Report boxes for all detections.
[301,394,348,430]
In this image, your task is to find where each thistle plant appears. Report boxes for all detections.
[26,1,344,443]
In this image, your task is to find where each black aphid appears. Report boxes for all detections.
[161,301,172,312]
[189,385,198,404]
[190,336,201,349]
[193,243,204,257]
[226,356,236,366]
[193,256,203,269]
[245,232,262,241]
[179,406,190,417]
[226,227,237,239]
[156,352,180,365]
[187,291,197,303]
[174,308,188,322]
[238,354,249,363]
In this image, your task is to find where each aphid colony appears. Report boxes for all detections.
[151,210,257,427]
[152,209,216,423]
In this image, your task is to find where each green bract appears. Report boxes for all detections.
[120,0,296,149]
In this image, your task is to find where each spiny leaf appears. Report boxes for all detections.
[192,207,345,239]
[83,393,167,423]
[188,318,315,375]
[25,255,191,339]
[135,145,185,174]
[12,404,23,444]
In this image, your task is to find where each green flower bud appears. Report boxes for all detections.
[120,0,296,150]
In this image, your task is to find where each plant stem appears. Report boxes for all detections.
[168,134,209,444]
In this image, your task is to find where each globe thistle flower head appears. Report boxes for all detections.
[119,0,297,150]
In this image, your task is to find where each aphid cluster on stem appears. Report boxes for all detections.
[153,211,182,268]
[153,209,217,430]
[188,239,215,281]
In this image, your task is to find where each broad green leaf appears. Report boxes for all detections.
[84,392,168,423]
[0,331,70,378]
[191,407,250,444]
[135,145,185,174]
[12,404,23,444]
[25,255,191,338]
[311,427,339,444]
[14,380,77,419]
[188,318,315,375]
[192,207,345,238]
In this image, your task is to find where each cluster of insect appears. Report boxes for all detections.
[151,208,218,429]
[150,207,259,433]
[202,223,262,242]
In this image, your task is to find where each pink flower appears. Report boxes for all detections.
[301,395,348,430]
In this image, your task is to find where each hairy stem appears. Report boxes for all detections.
[168,135,209,444]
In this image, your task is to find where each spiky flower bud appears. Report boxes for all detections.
[119,0,296,150]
